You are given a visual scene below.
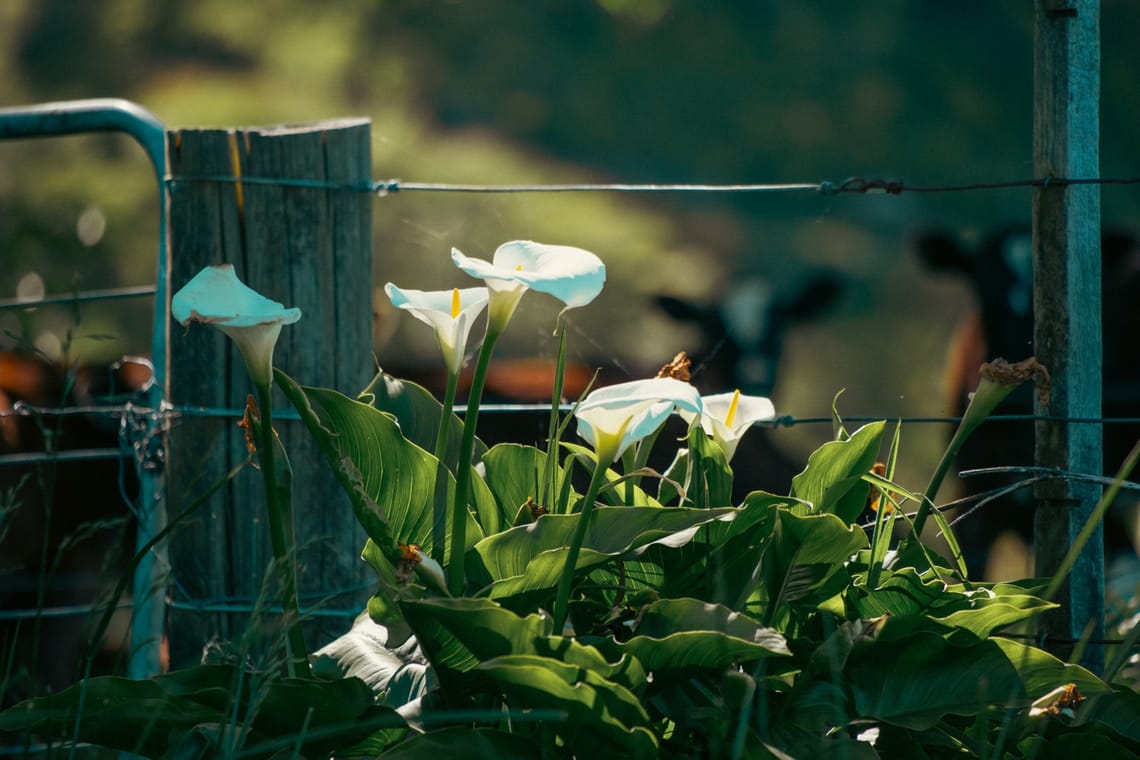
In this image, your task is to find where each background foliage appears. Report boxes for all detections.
[2,0,1139,486]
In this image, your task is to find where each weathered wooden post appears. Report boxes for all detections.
[1033,0,1104,670]
[166,119,374,665]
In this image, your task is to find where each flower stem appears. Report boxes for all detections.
[432,371,460,563]
[543,319,568,509]
[254,382,310,678]
[552,453,613,632]
[447,328,502,594]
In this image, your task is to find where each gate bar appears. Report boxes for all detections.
[0,98,170,679]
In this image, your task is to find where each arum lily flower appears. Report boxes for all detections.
[680,389,776,461]
[170,264,309,676]
[384,284,489,375]
[444,241,605,594]
[171,264,301,387]
[451,240,606,332]
[574,377,704,463]
[553,376,701,630]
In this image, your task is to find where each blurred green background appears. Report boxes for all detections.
[2,0,1138,492]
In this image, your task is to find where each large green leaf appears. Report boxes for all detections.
[1079,685,1140,749]
[0,665,402,758]
[616,598,790,671]
[474,505,750,599]
[790,421,885,523]
[362,369,487,467]
[398,597,645,691]
[844,633,1111,731]
[313,611,433,710]
[482,442,577,533]
[754,504,868,623]
[296,384,486,560]
[474,654,658,759]
[654,491,784,606]
[849,569,1056,643]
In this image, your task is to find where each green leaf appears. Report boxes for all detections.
[849,570,1057,643]
[362,369,487,467]
[482,443,575,533]
[617,598,790,670]
[0,665,403,758]
[474,654,658,758]
[1080,685,1140,749]
[297,384,485,560]
[474,505,750,599]
[685,419,735,507]
[844,634,1110,731]
[562,441,659,507]
[756,505,868,623]
[399,596,552,674]
[791,420,884,523]
[399,596,644,685]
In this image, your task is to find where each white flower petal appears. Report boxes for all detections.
[384,283,489,374]
[574,377,702,462]
[172,264,301,328]
[679,390,775,462]
[452,241,606,313]
[491,241,606,309]
[171,265,301,386]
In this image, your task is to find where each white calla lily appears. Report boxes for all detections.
[171,264,301,386]
[574,377,703,463]
[384,283,489,375]
[680,389,776,461]
[451,240,606,331]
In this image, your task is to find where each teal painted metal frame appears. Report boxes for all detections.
[0,98,169,678]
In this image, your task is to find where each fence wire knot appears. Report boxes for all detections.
[837,176,905,195]
[374,178,401,196]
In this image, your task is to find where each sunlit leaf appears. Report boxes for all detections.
[790,421,885,523]
[361,369,488,468]
[474,505,749,599]
[474,654,658,758]
[616,598,789,670]
[756,505,868,623]
[295,384,486,559]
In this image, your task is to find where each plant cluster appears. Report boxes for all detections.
[2,242,1138,758]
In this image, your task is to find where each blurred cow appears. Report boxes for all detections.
[915,226,1140,578]
[0,350,152,702]
[654,272,845,499]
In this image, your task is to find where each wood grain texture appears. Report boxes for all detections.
[1032,0,1104,669]
[166,120,373,666]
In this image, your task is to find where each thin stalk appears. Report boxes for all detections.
[542,319,568,509]
[254,382,310,678]
[552,453,613,632]
[447,328,502,594]
[432,370,460,563]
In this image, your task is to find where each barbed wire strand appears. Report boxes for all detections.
[161,173,1140,196]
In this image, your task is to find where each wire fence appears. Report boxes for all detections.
[4,169,1140,655]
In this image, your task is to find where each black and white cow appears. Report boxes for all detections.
[655,272,845,499]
